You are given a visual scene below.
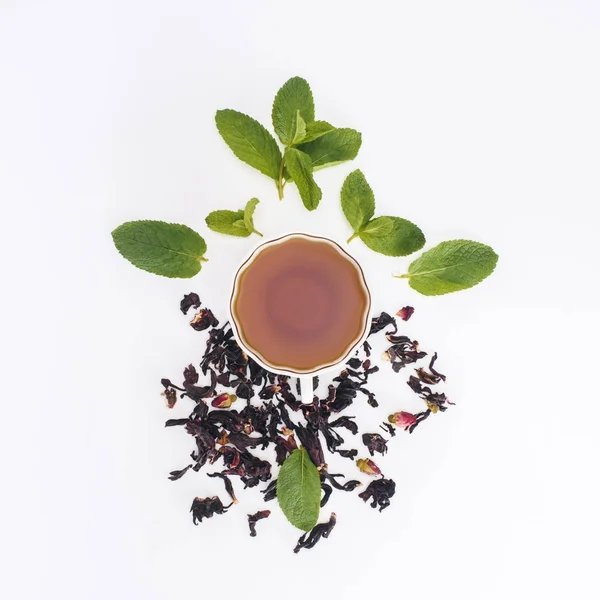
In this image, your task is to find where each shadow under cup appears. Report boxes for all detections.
[230,233,371,376]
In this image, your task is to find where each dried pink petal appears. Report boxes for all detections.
[396,306,415,321]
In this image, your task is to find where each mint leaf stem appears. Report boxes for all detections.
[277,155,286,200]
[347,232,359,243]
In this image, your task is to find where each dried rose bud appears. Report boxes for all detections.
[211,393,237,409]
[426,402,440,414]
[356,458,382,476]
[388,411,418,429]
[396,306,415,321]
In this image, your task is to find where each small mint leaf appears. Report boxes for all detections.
[215,109,282,180]
[277,448,321,531]
[243,198,263,237]
[359,216,425,256]
[111,220,207,278]
[399,240,499,295]
[272,77,315,145]
[301,120,334,143]
[297,128,361,170]
[361,216,394,236]
[341,169,375,235]
[205,209,251,237]
[285,148,322,211]
[290,110,307,145]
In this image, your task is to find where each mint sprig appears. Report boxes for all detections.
[216,76,362,208]
[111,221,207,278]
[206,198,263,238]
[342,170,425,256]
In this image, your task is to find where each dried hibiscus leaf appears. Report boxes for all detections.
[190,308,219,331]
[320,482,333,507]
[184,364,199,385]
[180,293,201,315]
[168,464,193,481]
[346,357,362,370]
[190,496,231,524]
[362,433,388,456]
[358,478,396,511]
[322,471,362,492]
[248,510,271,537]
[396,306,415,321]
[207,472,238,504]
[415,352,446,384]
[369,312,398,336]
[293,513,337,553]
[261,479,277,502]
[329,416,358,435]
[379,422,396,437]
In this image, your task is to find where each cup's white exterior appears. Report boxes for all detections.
[228,233,372,381]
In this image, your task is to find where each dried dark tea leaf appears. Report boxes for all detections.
[358,478,396,511]
[247,510,271,537]
[293,513,337,553]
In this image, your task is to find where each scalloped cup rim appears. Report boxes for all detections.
[229,233,372,377]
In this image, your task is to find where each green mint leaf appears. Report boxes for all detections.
[112,220,207,278]
[290,110,307,145]
[284,148,322,211]
[341,169,375,234]
[277,447,321,531]
[359,216,425,256]
[215,109,282,180]
[399,240,499,295]
[297,128,362,170]
[272,76,315,146]
[361,216,394,236]
[205,209,251,237]
[301,120,334,143]
[243,197,263,236]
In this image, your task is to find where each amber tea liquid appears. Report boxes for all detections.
[233,236,369,372]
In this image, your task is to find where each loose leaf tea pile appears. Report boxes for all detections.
[161,294,452,552]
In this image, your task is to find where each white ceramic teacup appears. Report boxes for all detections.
[229,233,372,403]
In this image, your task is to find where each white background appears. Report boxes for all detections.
[1,1,599,599]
